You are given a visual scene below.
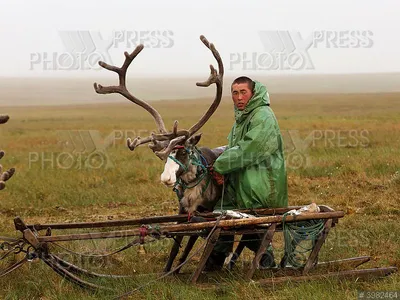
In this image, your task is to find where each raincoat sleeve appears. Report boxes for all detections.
[213,110,279,174]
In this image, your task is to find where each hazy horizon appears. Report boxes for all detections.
[1,0,399,106]
[0,73,399,107]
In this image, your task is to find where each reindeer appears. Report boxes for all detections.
[0,115,15,190]
[93,35,225,272]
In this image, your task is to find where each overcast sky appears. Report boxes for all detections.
[0,0,399,78]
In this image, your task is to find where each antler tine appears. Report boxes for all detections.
[126,131,180,152]
[125,123,186,152]
[127,136,154,151]
[188,35,224,136]
[128,128,187,155]
[0,115,14,190]
[93,45,144,94]
[173,120,178,135]
[0,115,9,124]
[94,45,167,134]
[154,136,187,160]
[148,119,190,144]
[148,139,169,152]
[0,167,15,190]
[196,35,225,86]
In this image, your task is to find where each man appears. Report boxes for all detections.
[206,76,288,271]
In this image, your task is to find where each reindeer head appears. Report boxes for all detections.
[160,133,204,188]
[94,35,224,189]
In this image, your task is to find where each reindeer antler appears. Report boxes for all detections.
[0,164,15,190]
[0,115,9,124]
[189,35,224,136]
[94,45,168,135]
[94,35,224,161]
[0,115,15,190]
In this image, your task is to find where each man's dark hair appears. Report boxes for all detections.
[231,76,255,92]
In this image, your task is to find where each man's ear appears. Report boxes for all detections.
[187,133,202,146]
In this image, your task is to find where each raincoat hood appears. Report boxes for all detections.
[234,81,270,123]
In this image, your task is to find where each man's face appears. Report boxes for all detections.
[231,83,253,110]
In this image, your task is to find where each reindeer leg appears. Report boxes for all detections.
[164,204,186,273]
[164,235,184,273]
[174,235,198,274]
[227,238,246,270]
[172,210,210,274]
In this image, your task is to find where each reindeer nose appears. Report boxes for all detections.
[160,174,175,187]
[163,181,175,187]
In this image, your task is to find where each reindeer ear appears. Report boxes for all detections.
[187,133,202,146]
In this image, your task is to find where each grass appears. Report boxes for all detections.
[0,92,399,299]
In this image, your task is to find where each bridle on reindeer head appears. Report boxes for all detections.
[161,138,214,200]
[93,35,224,211]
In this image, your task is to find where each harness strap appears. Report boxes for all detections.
[171,146,212,197]
[168,154,188,173]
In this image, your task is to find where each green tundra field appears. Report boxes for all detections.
[0,91,399,299]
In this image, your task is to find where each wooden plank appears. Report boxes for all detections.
[246,223,277,280]
[24,215,187,231]
[13,217,28,232]
[190,228,221,284]
[195,267,398,289]
[37,211,345,243]
[257,267,398,285]
[272,256,372,277]
[168,229,272,236]
[302,219,333,274]
[23,229,40,249]
[316,256,371,271]
[318,205,340,227]
[20,206,310,231]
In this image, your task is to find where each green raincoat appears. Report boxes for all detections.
[213,81,288,209]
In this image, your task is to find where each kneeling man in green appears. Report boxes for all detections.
[206,76,288,271]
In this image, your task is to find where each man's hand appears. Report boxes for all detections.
[208,166,224,185]
[213,171,224,185]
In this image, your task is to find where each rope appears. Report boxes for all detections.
[49,235,164,258]
[281,212,325,269]
[220,180,225,212]
[114,215,224,300]
[168,154,188,173]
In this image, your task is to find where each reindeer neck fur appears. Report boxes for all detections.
[179,149,205,185]
[177,147,221,214]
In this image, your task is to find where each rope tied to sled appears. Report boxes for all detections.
[281,211,326,269]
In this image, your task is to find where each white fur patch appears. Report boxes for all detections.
[160,151,180,187]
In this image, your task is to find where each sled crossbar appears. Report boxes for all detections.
[18,211,344,243]
[17,206,310,232]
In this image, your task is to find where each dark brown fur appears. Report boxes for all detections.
[174,143,223,214]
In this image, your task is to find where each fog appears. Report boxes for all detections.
[1,0,399,78]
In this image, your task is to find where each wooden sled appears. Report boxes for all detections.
[0,205,397,291]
